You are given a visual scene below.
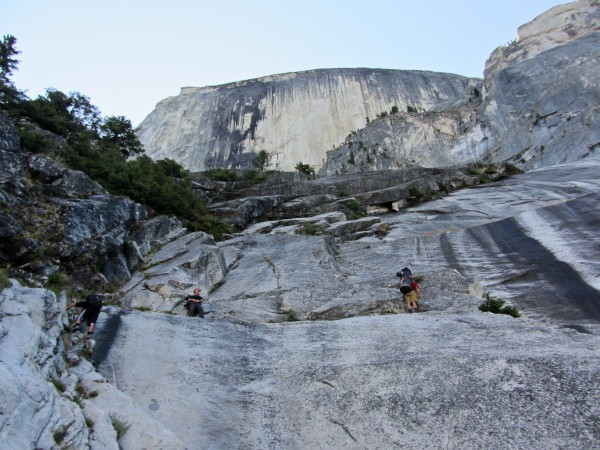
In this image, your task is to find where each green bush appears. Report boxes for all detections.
[347,199,363,213]
[479,293,520,318]
[47,272,66,293]
[409,187,423,198]
[53,429,66,444]
[109,414,130,439]
[295,223,320,236]
[0,268,9,290]
[295,162,315,178]
[285,311,299,322]
[52,379,66,393]
[505,164,523,175]
[438,183,450,194]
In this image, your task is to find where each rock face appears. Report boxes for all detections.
[320,0,600,176]
[3,2,600,449]
[137,69,478,172]
[0,283,186,450]
[0,114,187,288]
[202,165,495,232]
[318,85,488,176]
[481,0,600,169]
[87,154,600,450]
[137,2,600,176]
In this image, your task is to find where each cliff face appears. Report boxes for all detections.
[320,0,600,176]
[137,69,477,172]
[138,2,599,176]
[481,0,600,169]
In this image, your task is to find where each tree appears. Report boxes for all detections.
[23,89,101,137]
[295,162,315,178]
[100,115,144,157]
[0,35,19,82]
[0,34,25,112]
[253,150,269,171]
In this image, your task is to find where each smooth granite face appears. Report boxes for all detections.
[2,3,600,449]
[137,68,477,172]
[92,156,600,450]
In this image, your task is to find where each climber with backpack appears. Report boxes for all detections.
[396,267,421,313]
[66,293,104,335]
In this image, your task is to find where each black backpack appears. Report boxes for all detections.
[86,294,103,309]
[397,267,413,294]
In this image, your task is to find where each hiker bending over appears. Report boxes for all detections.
[66,294,103,335]
[404,278,421,313]
[397,269,421,313]
[184,288,205,318]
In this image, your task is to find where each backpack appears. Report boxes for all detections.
[397,267,413,294]
[86,294,103,309]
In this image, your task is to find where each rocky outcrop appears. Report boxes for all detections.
[319,0,600,175]
[201,165,498,232]
[479,0,600,169]
[137,69,478,172]
[118,231,227,313]
[0,114,187,288]
[318,85,489,176]
[0,282,185,450]
[0,113,25,203]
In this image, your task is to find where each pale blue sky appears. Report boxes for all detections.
[3,0,567,126]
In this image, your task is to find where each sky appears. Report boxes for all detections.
[3,0,568,127]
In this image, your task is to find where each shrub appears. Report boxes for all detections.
[53,429,66,444]
[47,271,66,293]
[295,162,315,178]
[409,187,423,198]
[285,311,299,322]
[346,199,364,216]
[295,223,320,236]
[505,164,523,175]
[252,150,269,171]
[479,293,520,318]
[79,347,93,359]
[52,379,66,393]
[109,414,130,439]
[205,168,238,182]
[134,306,152,312]
[0,268,9,290]
[75,382,86,397]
